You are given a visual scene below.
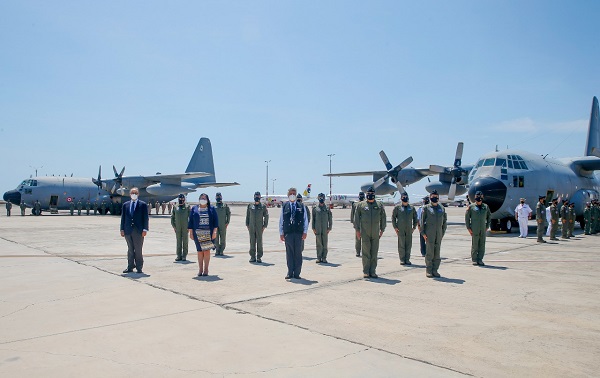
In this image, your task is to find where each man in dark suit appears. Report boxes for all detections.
[120,187,149,273]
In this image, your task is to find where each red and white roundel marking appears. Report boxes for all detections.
[66,197,73,202]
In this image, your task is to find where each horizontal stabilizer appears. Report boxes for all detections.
[194,181,240,188]
[324,171,387,177]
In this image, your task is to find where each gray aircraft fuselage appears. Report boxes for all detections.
[4,177,175,212]
[467,149,600,223]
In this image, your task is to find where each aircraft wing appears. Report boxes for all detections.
[194,181,240,188]
[571,157,600,173]
[323,171,387,177]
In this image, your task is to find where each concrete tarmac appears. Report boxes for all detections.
[0,205,598,377]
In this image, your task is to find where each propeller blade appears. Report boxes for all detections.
[118,166,125,178]
[454,142,464,167]
[379,151,393,171]
[396,156,413,170]
[395,180,405,195]
[448,178,457,200]
[373,174,389,188]
[429,164,447,173]
[113,165,118,177]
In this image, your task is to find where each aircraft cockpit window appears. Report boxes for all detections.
[507,160,514,168]
[476,160,484,168]
[483,158,495,166]
[513,161,522,169]
[31,180,38,187]
[520,161,528,170]
[495,158,507,167]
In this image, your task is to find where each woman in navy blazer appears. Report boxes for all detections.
[188,193,219,276]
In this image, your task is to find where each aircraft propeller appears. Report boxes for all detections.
[92,165,103,190]
[373,151,413,194]
[111,165,126,194]
[429,142,465,200]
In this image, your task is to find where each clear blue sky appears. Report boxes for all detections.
[2,1,599,201]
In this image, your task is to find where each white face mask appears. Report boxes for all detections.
[199,199,208,206]
[288,195,296,202]
[130,194,138,201]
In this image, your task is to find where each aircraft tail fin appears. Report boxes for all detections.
[303,184,312,198]
[585,96,600,156]
[185,138,216,184]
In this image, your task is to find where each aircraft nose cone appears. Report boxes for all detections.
[3,190,21,205]
[468,177,506,213]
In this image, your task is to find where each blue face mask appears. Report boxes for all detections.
[254,197,260,202]
[401,197,408,203]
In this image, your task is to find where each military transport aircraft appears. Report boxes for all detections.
[3,138,239,214]
[465,96,600,232]
[323,145,466,197]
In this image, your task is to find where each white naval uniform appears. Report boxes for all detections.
[545,206,552,236]
[515,203,532,237]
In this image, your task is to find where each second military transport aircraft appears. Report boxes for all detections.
[466,96,600,232]
[3,138,238,214]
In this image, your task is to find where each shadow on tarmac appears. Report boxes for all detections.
[173,260,196,264]
[434,277,465,284]
[320,262,341,267]
[123,273,151,279]
[252,261,275,267]
[193,275,223,282]
[368,277,401,285]
[290,278,318,285]
[480,265,508,270]
[214,255,234,259]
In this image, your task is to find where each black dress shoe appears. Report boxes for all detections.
[285,275,291,280]
[293,276,301,279]
[123,268,133,273]
[175,257,182,261]
[322,259,328,264]
[256,258,262,263]
[370,274,378,278]
[136,270,143,274]
[406,261,412,265]
[249,257,256,263]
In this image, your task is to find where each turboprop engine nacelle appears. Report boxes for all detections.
[425,181,467,196]
[146,183,194,197]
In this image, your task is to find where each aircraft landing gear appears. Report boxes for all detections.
[491,217,517,233]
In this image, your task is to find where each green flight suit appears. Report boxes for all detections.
[101,202,106,215]
[354,200,386,276]
[420,203,447,276]
[77,201,82,215]
[560,204,569,238]
[568,207,576,237]
[171,204,190,260]
[155,201,160,215]
[591,205,600,234]
[584,206,592,234]
[391,204,417,264]
[69,201,75,215]
[93,202,98,215]
[214,202,231,255]
[549,203,560,240]
[312,204,333,261]
[5,202,12,216]
[246,203,269,259]
[465,203,492,264]
[20,202,26,216]
[85,201,91,215]
[350,200,363,255]
[34,201,41,215]
[536,201,546,242]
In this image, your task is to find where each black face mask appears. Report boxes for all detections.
[424,199,430,205]
[216,197,222,203]
[319,199,325,204]
[366,194,375,201]
[359,195,365,201]
[520,201,525,204]
[401,197,408,203]
[254,197,260,202]
[431,197,439,203]
[475,197,482,202]
[178,199,185,205]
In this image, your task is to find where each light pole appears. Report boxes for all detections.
[327,154,335,207]
[265,160,271,197]
[272,178,277,195]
